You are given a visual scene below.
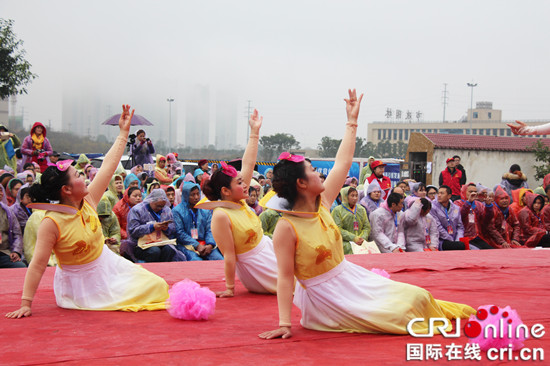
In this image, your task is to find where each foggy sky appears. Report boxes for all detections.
[3,0,550,148]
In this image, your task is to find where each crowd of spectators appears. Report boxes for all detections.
[1,125,548,268]
[347,157,550,253]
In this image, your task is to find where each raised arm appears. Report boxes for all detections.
[508,120,550,136]
[403,199,422,225]
[11,133,21,148]
[241,109,263,187]
[321,89,363,208]
[87,105,134,207]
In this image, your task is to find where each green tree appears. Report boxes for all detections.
[318,136,341,158]
[318,137,407,159]
[0,19,37,99]
[363,141,377,157]
[96,134,109,143]
[396,141,408,158]
[376,140,392,158]
[259,133,300,161]
[531,140,550,180]
[354,137,367,157]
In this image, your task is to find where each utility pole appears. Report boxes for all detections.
[467,82,478,135]
[442,83,448,123]
[167,98,175,152]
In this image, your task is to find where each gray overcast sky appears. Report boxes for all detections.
[3,0,550,148]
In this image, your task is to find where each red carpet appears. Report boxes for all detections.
[2,249,549,365]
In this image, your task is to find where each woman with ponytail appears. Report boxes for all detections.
[260,90,475,340]
[198,109,278,297]
[6,105,169,319]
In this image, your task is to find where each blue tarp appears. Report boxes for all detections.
[257,160,360,179]
[310,160,360,180]
[384,163,401,187]
[66,153,104,160]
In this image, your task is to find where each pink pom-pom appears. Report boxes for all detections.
[370,268,390,278]
[167,279,216,320]
[466,305,527,351]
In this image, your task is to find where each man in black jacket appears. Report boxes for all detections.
[454,155,466,186]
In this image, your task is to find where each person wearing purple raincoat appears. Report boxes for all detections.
[131,129,155,168]
[430,185,467,250]
[0,198,25,268]
[9,184,32,236]
[359,180,384,220]
[369,193,405,253]
[127,188,185,262]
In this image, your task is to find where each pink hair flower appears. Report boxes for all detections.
[56,160,73,172]
[220,161,238,178]
[278,152,305,163]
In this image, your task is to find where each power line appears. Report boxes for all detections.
[442,83,449,123]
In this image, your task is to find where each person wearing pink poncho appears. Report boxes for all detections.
[518,192,550,248]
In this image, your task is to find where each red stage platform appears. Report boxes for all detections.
[2,249,549,365]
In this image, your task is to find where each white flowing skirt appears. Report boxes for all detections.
[294,259,475,334]
[54,245,169,311]
[235,235,278,294]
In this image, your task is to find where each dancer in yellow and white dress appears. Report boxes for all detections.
[199,109,277,297]
[6,105,168,319]
[259,90,475,339]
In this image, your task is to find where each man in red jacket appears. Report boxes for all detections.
[439,157,462,201]
[366,160,392,200]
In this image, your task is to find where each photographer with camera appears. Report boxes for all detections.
[21,122,53,173]
[131,129,155,168]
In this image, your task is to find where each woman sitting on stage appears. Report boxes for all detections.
[6,105,169,319]
[200,109,278,298]
[259,90,475,339]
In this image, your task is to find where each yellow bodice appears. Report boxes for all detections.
[215,200,264,255]
[282,204,344,280]
[45,201,104,267]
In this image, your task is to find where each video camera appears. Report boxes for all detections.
[128,134,136,146]
[36,149,47,162]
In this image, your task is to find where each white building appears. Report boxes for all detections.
[405,132,550,188]
[367,102,549,144]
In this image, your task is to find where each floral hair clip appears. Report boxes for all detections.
[278,152,305,163]
[56,160,73,172]
[220,161,238,178]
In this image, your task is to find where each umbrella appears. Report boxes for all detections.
[101,114,154,126]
